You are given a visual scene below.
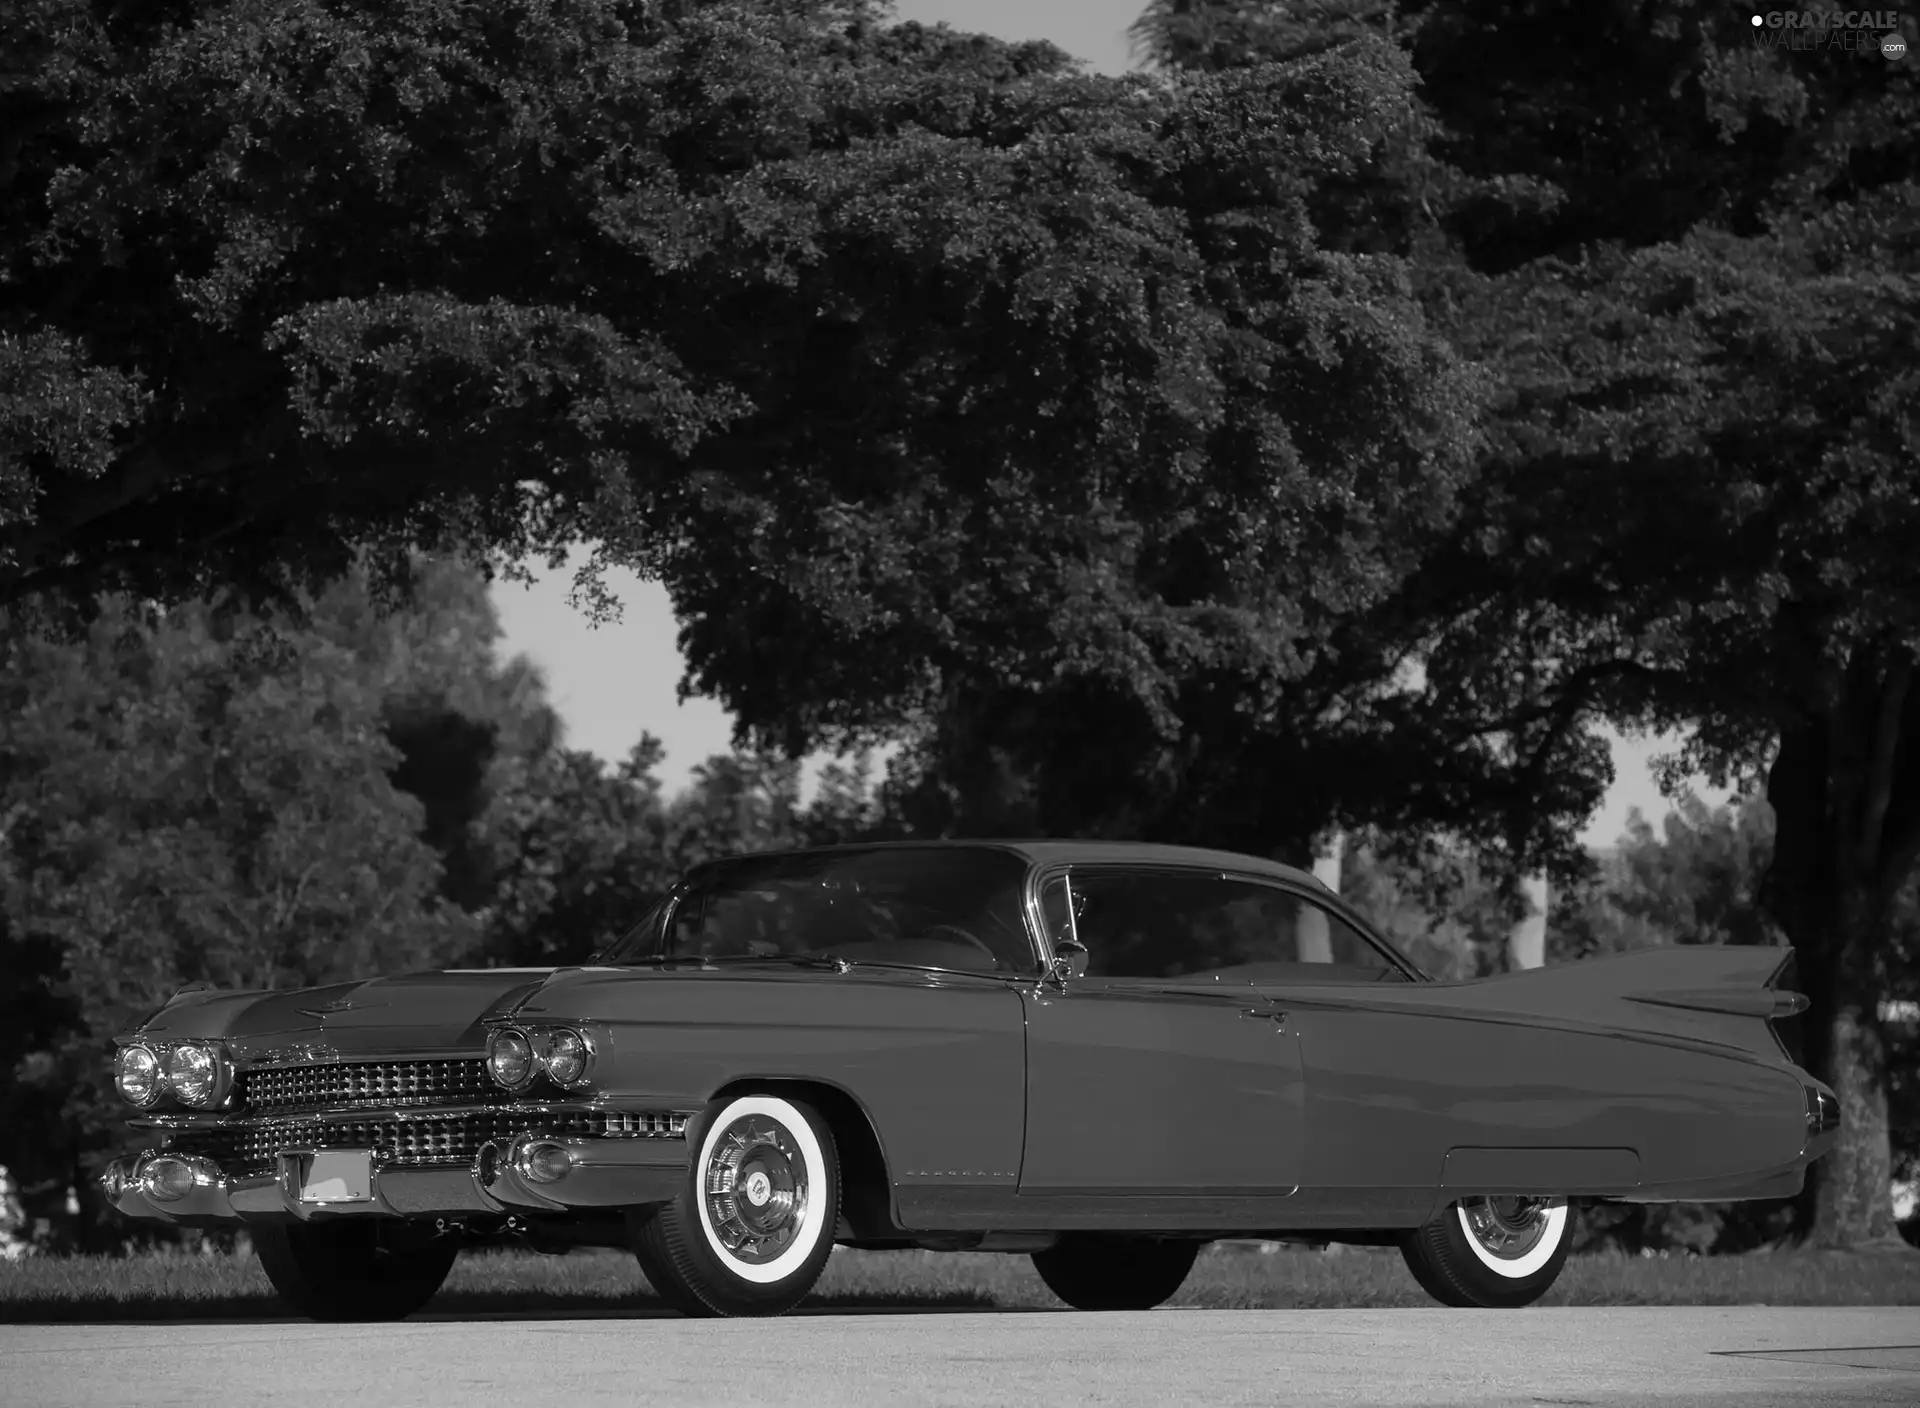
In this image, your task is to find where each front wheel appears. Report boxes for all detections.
[631,1092,840,1317]
[1400,1195,1572,1308]
[1031,1234,1200,1310]
[252,1220,458,1321]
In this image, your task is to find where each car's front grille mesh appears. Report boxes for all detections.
[240,1060,494,1113]
[162,1108,684,1177]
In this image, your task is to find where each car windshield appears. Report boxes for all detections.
[595,847,1038,976]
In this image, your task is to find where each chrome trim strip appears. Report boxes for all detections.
[240,1056,493,1113]
[134,1103,698,1131]
[1021,859,1427,984]
[239,1044,479,1070]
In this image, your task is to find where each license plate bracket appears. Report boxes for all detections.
[297,1149,373,1204]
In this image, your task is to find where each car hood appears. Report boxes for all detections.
[129,969,557,1064]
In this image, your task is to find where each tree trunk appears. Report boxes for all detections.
[1508,872,1548,971]
[1312,829,1345,895]
[1764,678,1919,1251]
[1299,830,1344,962]
[1809,1013,1903,1248]
[1794,927,1907,1249]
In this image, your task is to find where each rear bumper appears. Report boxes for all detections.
[1608,1077,1841,1205]
[102,1135,688,1226]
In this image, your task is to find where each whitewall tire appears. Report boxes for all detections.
[1400,1196,1572,1308]
[632,1092,840,1317]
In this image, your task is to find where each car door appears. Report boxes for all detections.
[1233,886,1450,1191]
[1018,867,1305,1193]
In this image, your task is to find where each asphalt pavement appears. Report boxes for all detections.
[2,1305,1915,1407]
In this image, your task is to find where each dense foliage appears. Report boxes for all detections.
[0,558,885,1249]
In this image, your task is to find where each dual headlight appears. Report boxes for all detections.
[487,1026,594,1092]
[114,1041,232,1109]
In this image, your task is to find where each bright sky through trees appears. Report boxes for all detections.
[488,558,1730,848]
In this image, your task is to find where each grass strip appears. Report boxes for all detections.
[2,1244,1916,1322]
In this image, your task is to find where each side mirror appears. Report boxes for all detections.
[1050,939,1089,982]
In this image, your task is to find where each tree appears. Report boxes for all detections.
[1417,190,1920,1249]
[1128,0,1402,74]
[659,35,1633,874]
[0,1,695,613]
[1402,1,1919,271]
[318,553,566,911]
[1547,793,1920,1252]
[1125,3,1919,270]
[0,589,479,1248]
[478,739,675,968]
[0,533,896,1248]
[1123,1,1919,1247]
[477,741,892,966]
[1418,9,1920,1253]
[5,3,1589,868]
[1336,827,1524,980]
[3,0,1453,632]
[1,0,1095,615]
[1552,796,1781,961]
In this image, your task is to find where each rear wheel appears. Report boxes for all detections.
[1400,1195,1572,1308]
[253,1220,457,1322]
[1031,1234,1200,1310]
[631,1092,840,1317]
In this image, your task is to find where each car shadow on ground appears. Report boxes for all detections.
[0,1289,1030,1325]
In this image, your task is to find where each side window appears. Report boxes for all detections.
[1293,895,1406,980]
[1067,870,1406,982]
[1067,872,1293,979]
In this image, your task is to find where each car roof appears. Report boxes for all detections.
[690,839,1329,891]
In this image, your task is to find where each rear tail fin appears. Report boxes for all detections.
[1467,943,1808,1065]
[1764,949,1805,1067]
[1618,946,1806,1065]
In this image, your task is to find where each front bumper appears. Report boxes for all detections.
[103,1134,690,1226]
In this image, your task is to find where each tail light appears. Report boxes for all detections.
[1768,949,1806,1066]
[1805,1085,1840,1140]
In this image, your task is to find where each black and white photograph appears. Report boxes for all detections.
[1,2,1916,1404]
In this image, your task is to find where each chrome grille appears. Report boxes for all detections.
[164,1109,685,1177]
[240,1060,493,1113]
[602,1111,688,1138]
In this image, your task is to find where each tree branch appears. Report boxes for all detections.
[0,440,262,608]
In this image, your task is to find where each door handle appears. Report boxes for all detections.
[1242,1008,1288,1028]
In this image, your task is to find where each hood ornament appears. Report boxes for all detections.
[247,1041,343,1068]
[295,997,378,1019]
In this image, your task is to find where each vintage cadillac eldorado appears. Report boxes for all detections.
[103,841,1839,1319]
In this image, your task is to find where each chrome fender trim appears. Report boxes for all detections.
[484,1134,688,1210]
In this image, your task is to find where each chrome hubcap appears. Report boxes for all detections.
[703,1115,808,1264]
[1460,1196,1559,1261]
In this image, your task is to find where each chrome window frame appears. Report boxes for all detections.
[1021,861,1428,984]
